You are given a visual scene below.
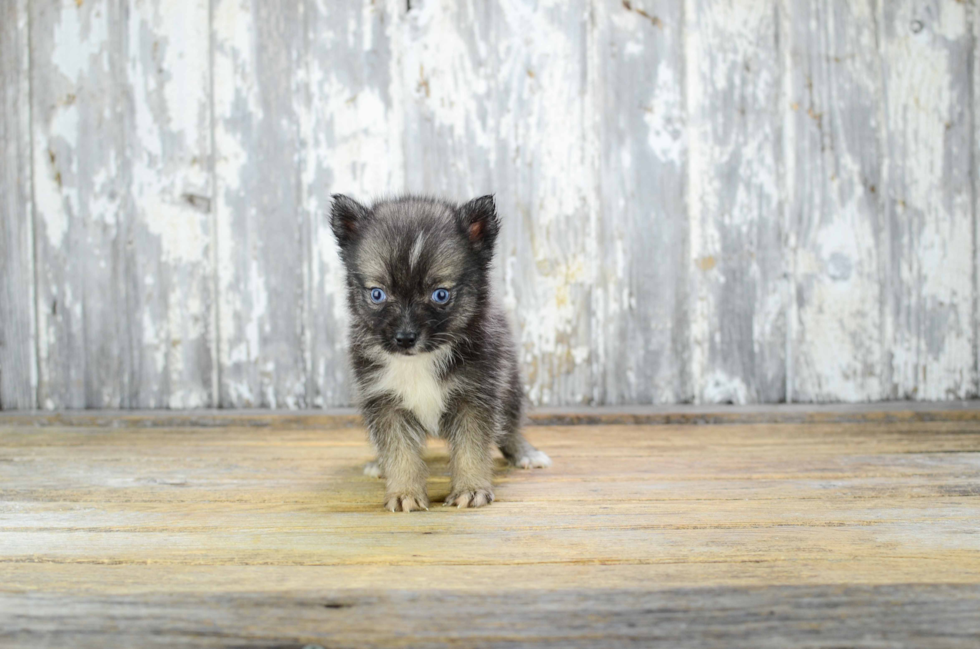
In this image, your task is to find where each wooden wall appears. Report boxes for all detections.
[0,0,977,409]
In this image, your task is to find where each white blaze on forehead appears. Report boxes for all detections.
[409,232,427,270]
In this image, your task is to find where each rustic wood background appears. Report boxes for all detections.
[0,0,977,410]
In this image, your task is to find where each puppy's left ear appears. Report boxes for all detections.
[458,195,500,255]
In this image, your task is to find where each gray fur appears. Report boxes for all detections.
[330,194,551,511]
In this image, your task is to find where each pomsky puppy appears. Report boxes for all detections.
[330,194,551,512]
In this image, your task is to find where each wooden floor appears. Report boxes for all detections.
[2,406,980,648]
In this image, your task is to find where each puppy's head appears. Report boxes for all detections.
[330,194,499,355]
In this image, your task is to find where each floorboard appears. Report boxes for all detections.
[2,407,979,647]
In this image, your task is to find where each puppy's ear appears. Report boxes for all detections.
[458,195,500,255]
[330,194,369,250]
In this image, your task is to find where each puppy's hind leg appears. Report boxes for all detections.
[497,365,551,469]
[497,378,551,469]
[498,428,552,469]
[363,460,384,478]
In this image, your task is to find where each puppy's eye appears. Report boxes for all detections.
[431,288,450,304]
[369,288,387,303]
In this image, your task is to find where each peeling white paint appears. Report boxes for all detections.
[882,1,973,399]
[51,3,107,82]
[686,0,785,404]
[212,0,263,121]
[644,62,684,165]
[493,0,595,404]
[10,0,978,410]
[702,371,749,405]
[33,104,76,248]
[401,1,492,155]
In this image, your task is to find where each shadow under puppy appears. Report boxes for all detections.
[331,194,551,512]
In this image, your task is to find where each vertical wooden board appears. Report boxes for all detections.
[123,0,214,408]
[974,0,979,400]
[592,0,690,404]
[785,0,885,402]
[685,0,786,404]
[304,0,403,407]
[395,0,495,197]
[31,0,213,409]
[490,0,595,405]
[31,0,129,409]
[0,0,37,410]
[879,1,974,400]
[213,0,308,407]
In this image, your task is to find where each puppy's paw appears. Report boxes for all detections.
[384,493,429,512]
[363,460,384,479]
[514,449,552,469]
[443,488,495,509]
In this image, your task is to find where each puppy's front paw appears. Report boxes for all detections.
[384,493,429,512]
[363,460,384,478]
[444,488,494,508]
[514,449,552,469]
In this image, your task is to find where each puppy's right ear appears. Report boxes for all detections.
[330,194,369,249]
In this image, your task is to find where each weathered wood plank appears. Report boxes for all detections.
[975,0,980,401]
[593,0,690,404]
[5,0,979,410]
[3,399,980,429]
[397,0,494,197]
[2,415,980,646]
[967,3,980,399]
[0,0,36,410]
[31,0,130,409]
[879,1,975,400]
[29,0,214,409]
[122,0,215,408]
[490,0,596,405]
[686,0,786,404]
[392,0,597,405]
[2,585,980,649]
[304,0,402,407]
[212,0,308,407]
[2,420,980,566]
[785,0,886,402]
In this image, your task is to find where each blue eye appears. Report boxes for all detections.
[369,288,387,303]
[431,288,450,304]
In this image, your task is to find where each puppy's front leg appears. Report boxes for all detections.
[443,403,495,508]
[366,403,429,512]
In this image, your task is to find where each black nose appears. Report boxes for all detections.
[395,331,418,349]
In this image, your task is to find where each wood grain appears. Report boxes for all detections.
[27,0,214,409]
[686,0,787,404]
[594,0,691,405]
[398,0,494,197]
[31,0,129,408]
[212,0,308,407]
[122,0,215,408]
[879,1,974,400]
[2,585,979,649]
[491,0,597,405]
[0,0,36,410]
[304,0,401,407]
[786,0,886,402]
[975,0,980,402]
[2,410,980,646]
[2,0,978,409]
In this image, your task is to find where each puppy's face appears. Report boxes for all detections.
[331,195,499,355]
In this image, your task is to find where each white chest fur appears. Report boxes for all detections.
[366,349,450,434]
